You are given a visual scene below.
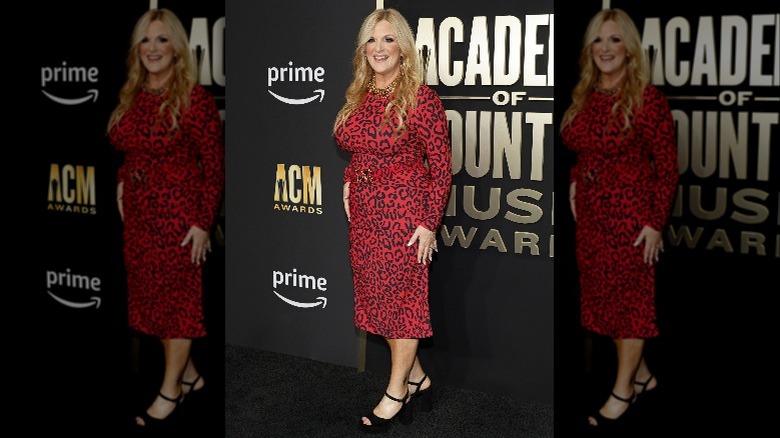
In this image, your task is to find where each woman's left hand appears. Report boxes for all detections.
[182,225,211,265]
[633,225,663,265]
[343,182,350,222]
[116,182,125,222]
[408,225,437,265]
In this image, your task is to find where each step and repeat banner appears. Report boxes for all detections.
[39,0,225,431]
[225,0,369,369]
[226,0,555,403]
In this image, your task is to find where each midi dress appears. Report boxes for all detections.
[109,84,225,339]
[335,84,452,339]
[561,85,678,338]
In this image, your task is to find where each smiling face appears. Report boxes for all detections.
[139,20,175,88]
[365,20,402,88]
[591,19,628,87]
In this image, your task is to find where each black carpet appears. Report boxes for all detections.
[225,343,554,437]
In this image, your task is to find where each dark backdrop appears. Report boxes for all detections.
[36,1,225,434]
[226,0,555,406]
[553,1,779,434]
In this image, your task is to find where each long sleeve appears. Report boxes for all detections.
[108,122,130,184]
[569,165,582,184]
[414,86,452,231]
[641,86,678,231]
[187,86,225,231]
[117,162,130,184]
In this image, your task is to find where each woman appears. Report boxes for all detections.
[333,8,452,433]
[107,8,224,428]
[560,8,678,428]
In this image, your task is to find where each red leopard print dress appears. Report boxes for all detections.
[109,84,224,339]
[335,85,452,339]
[562,85,678,339]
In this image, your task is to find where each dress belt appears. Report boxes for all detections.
[125,157,198,185]
[345,160,426,186]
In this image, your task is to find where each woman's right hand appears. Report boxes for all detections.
[634,225,663,265]
[569,181,576,222]
[343,182,350,222]
[117,181,125,222]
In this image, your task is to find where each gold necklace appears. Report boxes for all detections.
[596,80,621,97]
[142,82,168,96]
[367,74,400,98]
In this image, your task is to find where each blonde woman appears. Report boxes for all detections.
[107,8,224,428]
[334,8,452,434]
[561,8,678,429]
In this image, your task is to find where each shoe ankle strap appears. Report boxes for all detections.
[159,391,182,404]
[409,374,428,388]
[634,374,654,389]
[182,374,202,388]
[610,391,634,404]
[384,391,409,404]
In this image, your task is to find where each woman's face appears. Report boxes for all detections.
[591,20,628,81]
[365,20,402,85]
[139,20,175,84]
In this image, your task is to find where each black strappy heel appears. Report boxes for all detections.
[181,374,204,402]
[408,375,433,412]
[136,391,183,428]
[358,391,411,433]
[587,391,635,428]
[634,374,655,397]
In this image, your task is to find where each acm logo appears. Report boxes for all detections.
[273,164,323,214]
[47,163,97,215]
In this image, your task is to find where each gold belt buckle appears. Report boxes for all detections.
[356,168,373,184]
[131,169,146,183]
[582,168,597,183]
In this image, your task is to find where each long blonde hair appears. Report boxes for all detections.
[333,8,422,137]
[560,8,649,134]
[107,8,197,134]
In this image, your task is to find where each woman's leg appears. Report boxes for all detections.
[634,356,657,394]
[361,338,418,425]
[589,337,644,426]
[408,355,431,393]
[136,338,192,425]
[182,356,206,395]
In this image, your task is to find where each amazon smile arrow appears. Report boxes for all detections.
[47,290,102,309]
[273,290,327,308]
[268,89,325,105]
[42,89,99,105]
